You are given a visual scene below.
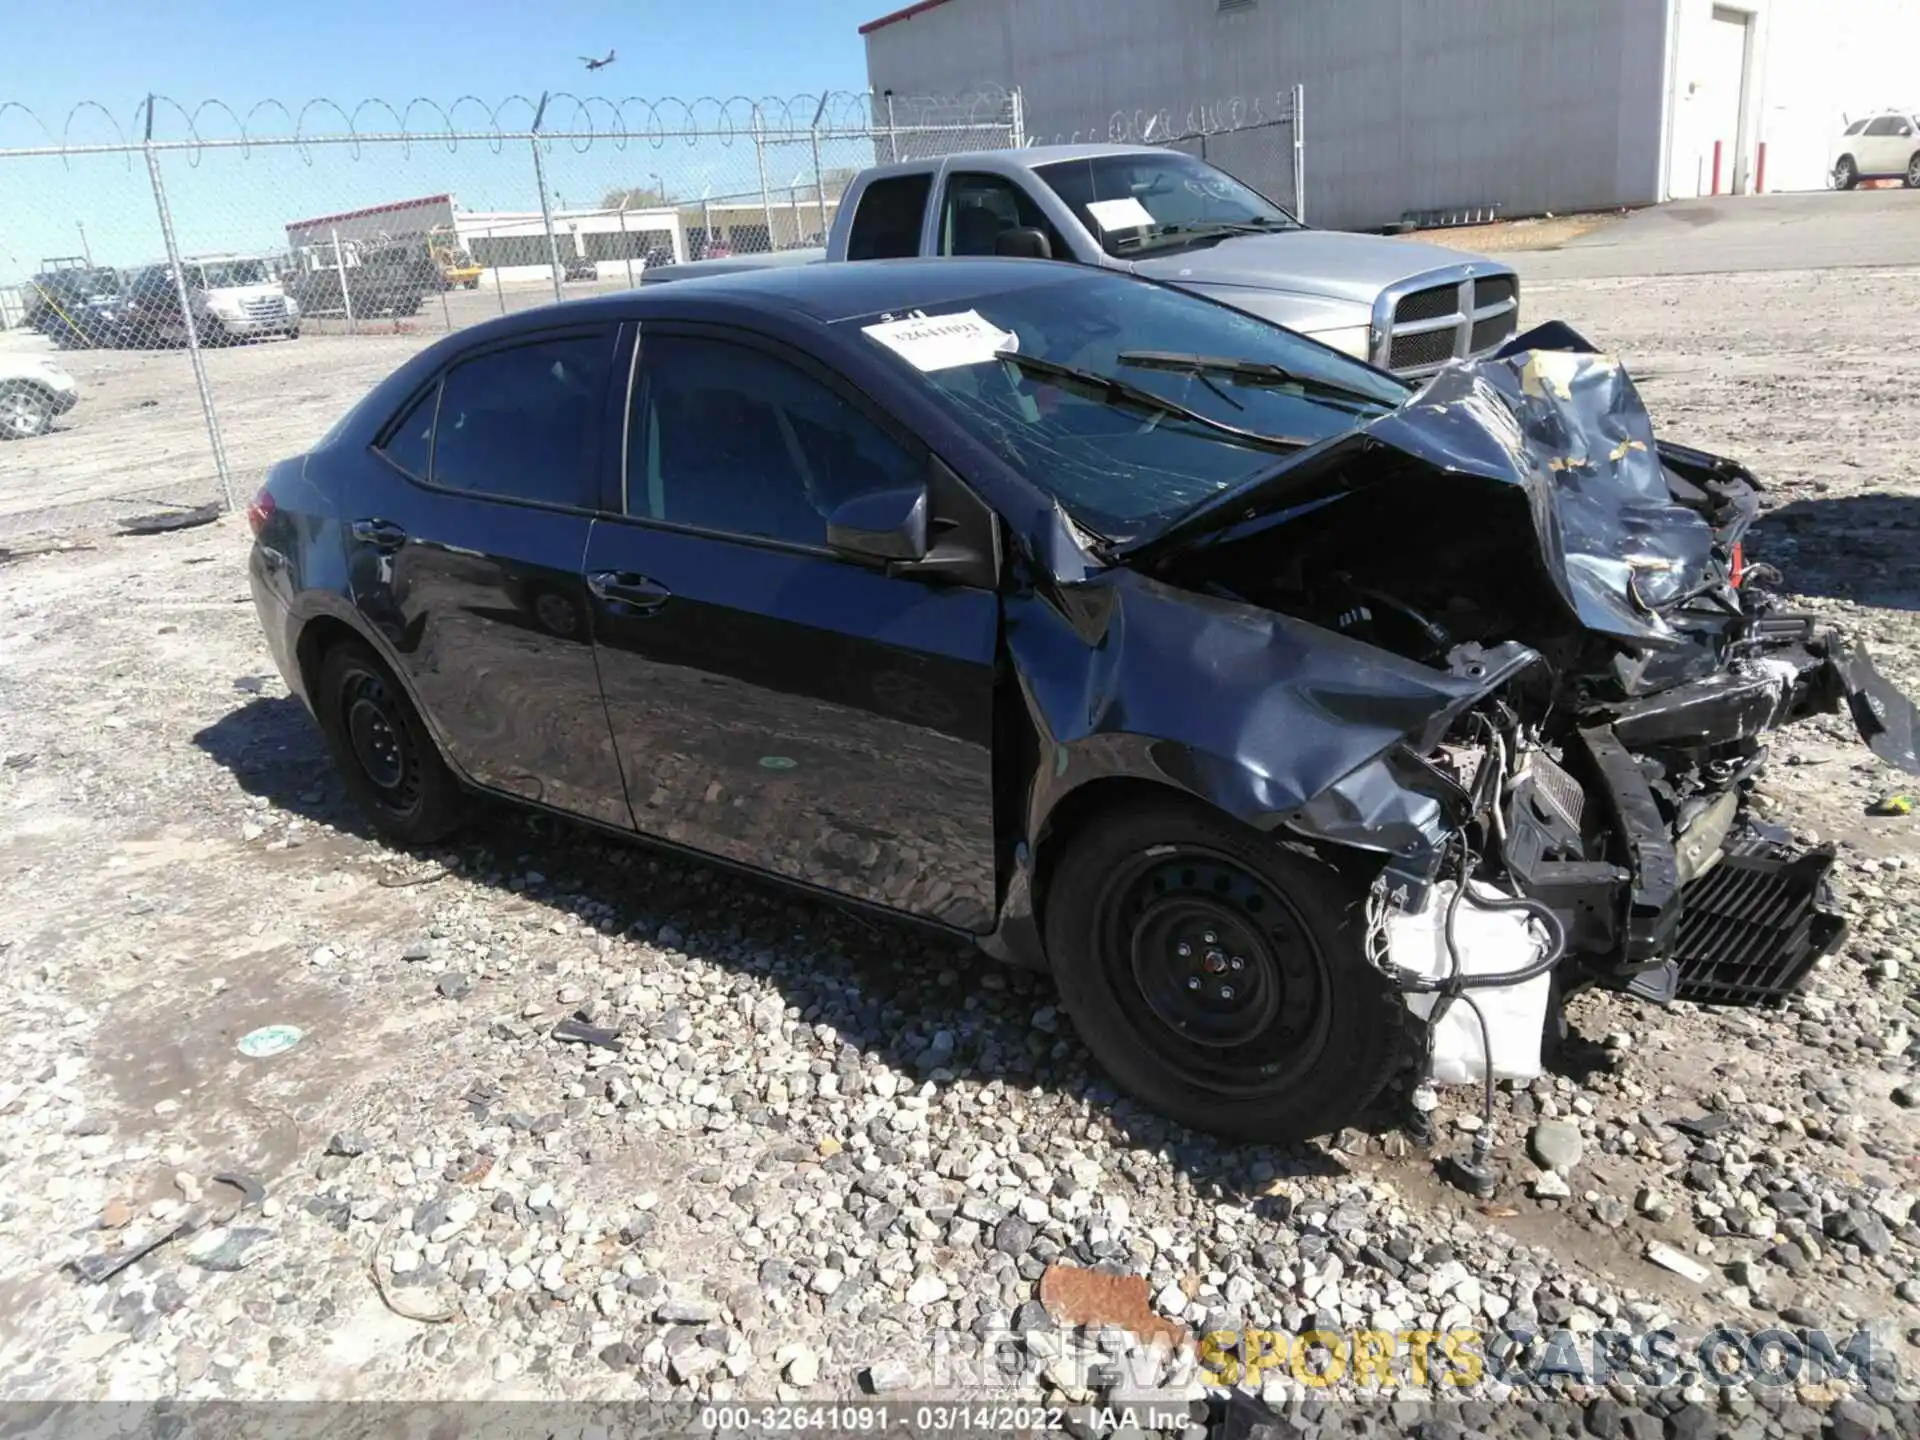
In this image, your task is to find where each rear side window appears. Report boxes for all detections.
[846,174,932,260]
[378,385,437,478]
[422,332,613,509]
[1844,119,1869,136]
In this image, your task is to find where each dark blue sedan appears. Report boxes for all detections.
[248,258,1915,1144]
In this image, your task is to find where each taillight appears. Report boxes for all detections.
[1729,541,1746,588]
[246,487,276,537]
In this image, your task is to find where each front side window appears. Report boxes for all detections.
[630,335,919,547]
[1034,150,1298,259]
[425,332,612,508]
[846,173,932,261]
[940,172,1067,258]
[843,268,1404,544]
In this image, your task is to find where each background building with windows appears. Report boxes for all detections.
[285,194,688,284]
[860,0,1920,231]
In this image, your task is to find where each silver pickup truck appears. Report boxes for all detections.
[643,144,1520,380]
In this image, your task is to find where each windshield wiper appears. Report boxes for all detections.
[994,350,1310,456]
[1118,350,1398,408]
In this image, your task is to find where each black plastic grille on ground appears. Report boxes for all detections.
[1671,844,1846,1007]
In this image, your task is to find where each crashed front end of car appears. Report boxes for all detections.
[1111,325,1919,1097]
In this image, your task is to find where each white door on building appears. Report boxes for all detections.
[1668,6,1752,199]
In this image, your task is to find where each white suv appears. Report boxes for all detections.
[0,352,79,439]
[1832,110,1920,190]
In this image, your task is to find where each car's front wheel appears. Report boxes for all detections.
[314,638,465,845]
[1044,797,1405,1143]
[1833,155,1860,190]
[1906,152,1920,189]
[0,383,56,440]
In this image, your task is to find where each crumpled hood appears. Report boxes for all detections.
[1131,229,1495,306]
[1133,333,1723,651]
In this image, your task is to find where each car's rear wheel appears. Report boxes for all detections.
[1044,797,1405,1143]
[1833,155,1860,190]
[314,638,464,845]
[0,383,55,440]
[1906,152,1920,189]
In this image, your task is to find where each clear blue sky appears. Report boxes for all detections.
[0,0,889,279]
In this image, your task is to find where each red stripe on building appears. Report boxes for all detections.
[285,194,454,231]
[859,0,954,36]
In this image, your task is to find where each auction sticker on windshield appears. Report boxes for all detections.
[1086,196,1156,232]
[862,310,1018,371]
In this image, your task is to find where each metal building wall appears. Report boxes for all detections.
[863,0,1674,231]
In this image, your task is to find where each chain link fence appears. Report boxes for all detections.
[0,84,1303,544]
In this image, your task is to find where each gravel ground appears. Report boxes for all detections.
[0,264,1916,1434]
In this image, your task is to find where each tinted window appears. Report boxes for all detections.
[632,336,918,547]
[378,384,438,478]
[846,173,932,261]
[1866,117,1900,136]
[428,333,611,509]
[1844,119,1869,136]
[941,172,1068,258]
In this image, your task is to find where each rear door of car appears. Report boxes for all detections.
[345,322,634,829]
[1862,116,1905,174]
[582,321,1002,929]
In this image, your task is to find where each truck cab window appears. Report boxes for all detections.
[846,173,932,260]
[939,172,1067,259]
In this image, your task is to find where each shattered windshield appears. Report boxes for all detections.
[845,270,1405,542]
[1034,151,1299,259]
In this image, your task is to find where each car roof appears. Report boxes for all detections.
[853,143,1172,184]
[462,256,1105,336]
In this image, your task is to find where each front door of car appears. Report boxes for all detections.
[584,325,1002,930]
[345,323,634,829]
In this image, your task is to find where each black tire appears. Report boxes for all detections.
[1833,155,1859,191]
[464,278,479,290]
[1044,798,1404,1143]
[1907,152,1920,189]
[0,383,55,440]
[314,638,465,845]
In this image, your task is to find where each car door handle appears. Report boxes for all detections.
[588,570,672,612]
[350,518,408,551]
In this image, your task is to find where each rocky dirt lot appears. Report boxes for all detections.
[0,264,1916,1437]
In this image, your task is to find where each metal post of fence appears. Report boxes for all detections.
[700,195,714,259]
[437,264,453,332]
[752,109,776,253]
[490,228,506,314]
[331,227,356,335]
[885,92,899,164]
[529,92,564,304]
[618,204,635,288]
[810,94,830,245]
[142,95,234,513]
[1010,87,1027,148]
[1291,83,1306,222]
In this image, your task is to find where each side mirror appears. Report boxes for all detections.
[994,227,1054,260]
[826,484,929,563]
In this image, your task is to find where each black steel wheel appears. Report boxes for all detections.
[1045,797,1403,1142]
[315,638,464,844]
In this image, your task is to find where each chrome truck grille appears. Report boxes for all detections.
[1370,266,1520,380]
[241,295,289,319]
